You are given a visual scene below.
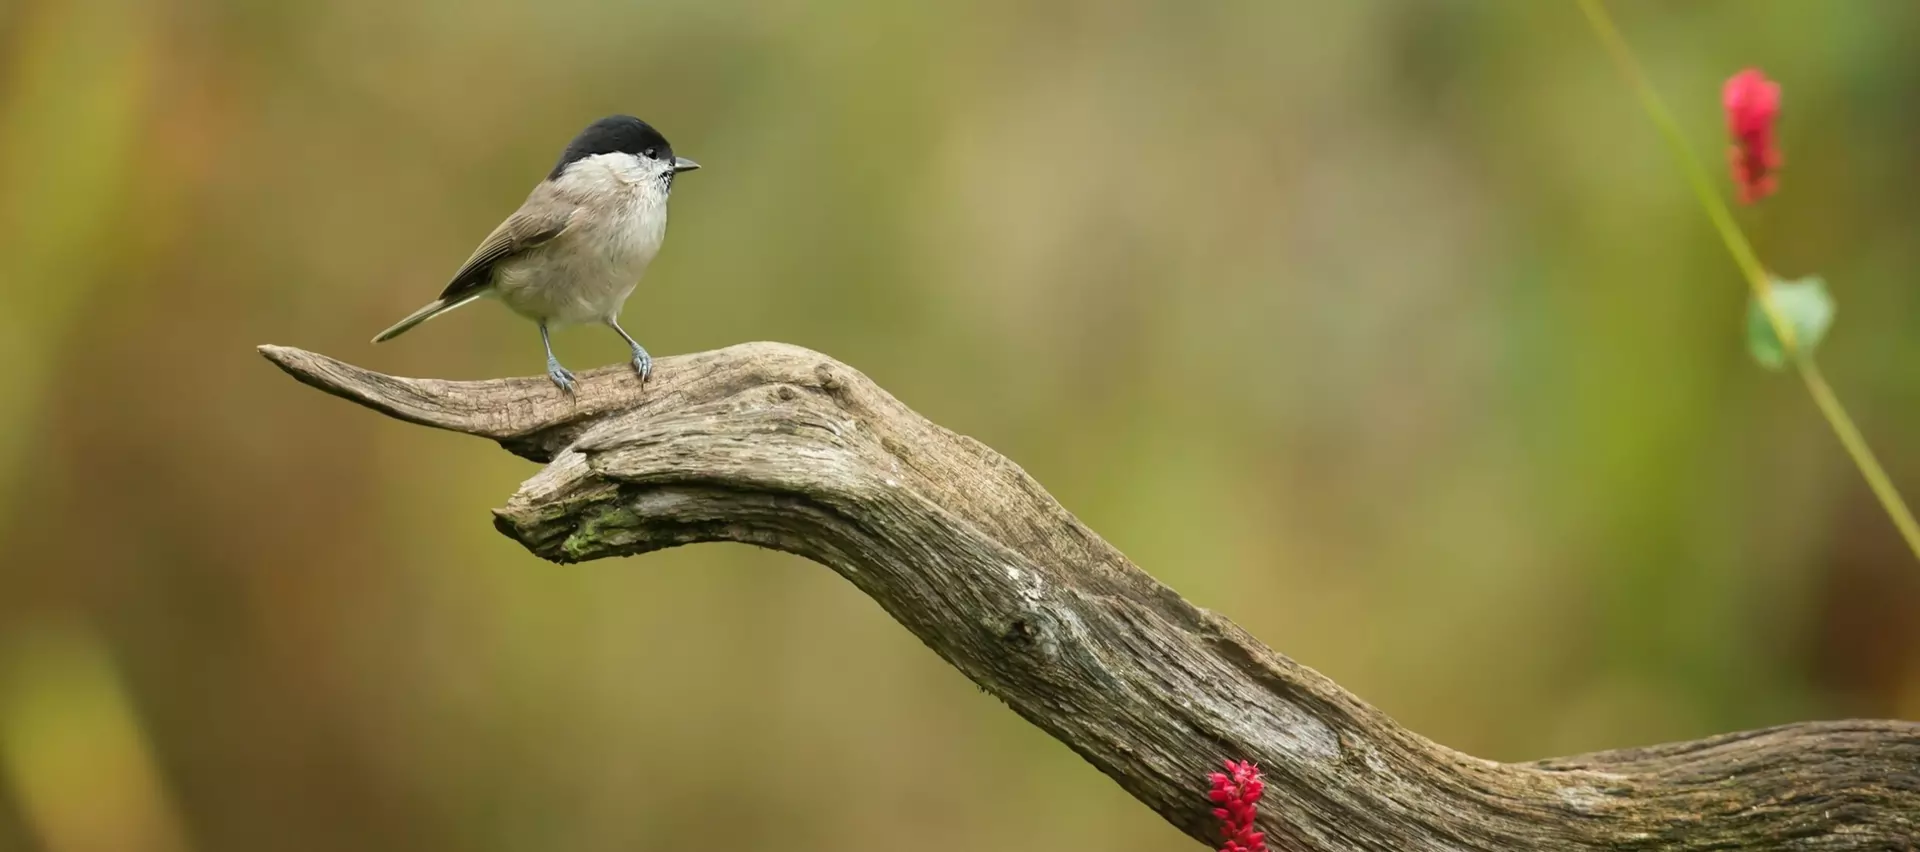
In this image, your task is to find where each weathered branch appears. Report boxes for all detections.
[261,342,1920,851]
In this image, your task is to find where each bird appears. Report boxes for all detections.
[372,115,700,392]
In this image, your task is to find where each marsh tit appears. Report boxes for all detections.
[372,115,700,392]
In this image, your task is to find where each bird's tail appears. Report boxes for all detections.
[371,294,482,343]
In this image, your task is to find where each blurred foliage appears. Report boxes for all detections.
[3,1,1920,850]
[1746,276,1834,371]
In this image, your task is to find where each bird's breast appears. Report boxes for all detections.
[494,197,668,325]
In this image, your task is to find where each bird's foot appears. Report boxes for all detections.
[630,347,653,385]
[605,320,653,386]
[546,359,578,394]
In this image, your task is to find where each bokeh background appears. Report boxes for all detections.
[4,1,1920,850]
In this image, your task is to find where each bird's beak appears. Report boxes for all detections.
[672,156,701,173]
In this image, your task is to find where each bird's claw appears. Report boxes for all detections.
[631,350,653,385]
[546,360,578,394]
[606,321,653,387]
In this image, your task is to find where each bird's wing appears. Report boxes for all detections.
[436,195,578,302]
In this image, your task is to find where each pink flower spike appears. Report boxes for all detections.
[1722,68,1783,204]
[1205,759,1268,852]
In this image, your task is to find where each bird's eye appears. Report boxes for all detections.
[643,147,658,159]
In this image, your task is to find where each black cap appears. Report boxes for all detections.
[548,115,675,180]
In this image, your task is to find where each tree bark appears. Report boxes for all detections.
[261,342,1920,852]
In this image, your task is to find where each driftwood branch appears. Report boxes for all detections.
[261,342,1920,851]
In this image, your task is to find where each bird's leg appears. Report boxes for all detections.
[540,322,576,393]
[606,318,652,384]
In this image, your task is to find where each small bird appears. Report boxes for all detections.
[372,115,700,392]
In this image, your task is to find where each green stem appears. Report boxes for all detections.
[1575,0,1920,562]
[1797,363,1920,554]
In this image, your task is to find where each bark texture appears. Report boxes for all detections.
[262,342,1920,851]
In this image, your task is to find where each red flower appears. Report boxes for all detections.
[1722,68,1783,204]
[1206,759,1268,852]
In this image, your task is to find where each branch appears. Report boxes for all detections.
[260,342,1920,851]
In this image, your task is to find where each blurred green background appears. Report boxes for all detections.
[4,1,1920,850]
